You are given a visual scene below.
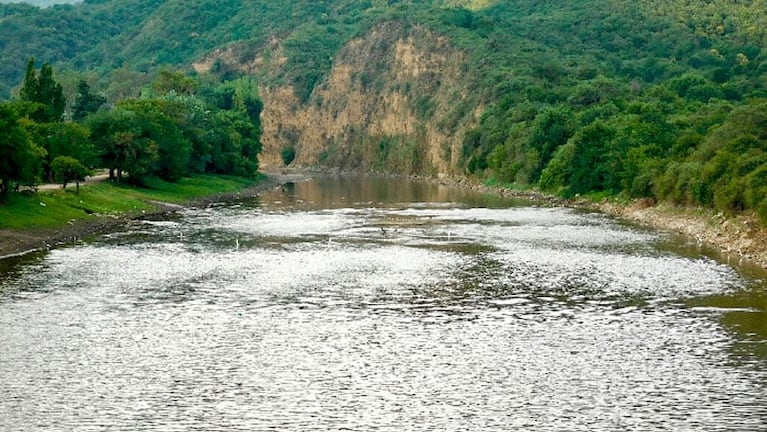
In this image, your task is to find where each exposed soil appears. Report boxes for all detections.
[591,199,767,269]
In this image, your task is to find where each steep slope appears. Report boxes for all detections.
[1,0,766,220]
[0,0,165,96]
[193,0,766,181]
[247,23,475,174]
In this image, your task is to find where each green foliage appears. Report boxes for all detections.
[62,68,263,185]
[281,23,345,102]
[18,58,65,122]
[370,135,425,174]
[28,121,96,181]
[118,99,191,183]
[652,102,767,218]
[151,68,199,96]
[0,102,40,199]
[281,145,296,166]
[71,79,106,121]
[50,155,91,191]
[0,0,766,222]
[527,105,575,181]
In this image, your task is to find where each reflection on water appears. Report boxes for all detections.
[1,174,766,431]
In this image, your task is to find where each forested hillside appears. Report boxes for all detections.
[1,0,765,221]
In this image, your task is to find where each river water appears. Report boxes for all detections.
[1,175,765,431]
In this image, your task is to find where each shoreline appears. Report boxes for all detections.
[2,169,765,271]
[287,167,767,269]
[448,176,767,270]
[591,199,767,270]
[0,173,300,261]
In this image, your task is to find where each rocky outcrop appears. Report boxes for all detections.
[195,22,480,176]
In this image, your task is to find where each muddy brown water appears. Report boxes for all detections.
[1,175,765,431]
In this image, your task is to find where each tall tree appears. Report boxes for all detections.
[0,103,40,200]
[29,122,96,182]
[37,63,65,121]
[18,58,65,122]
[18,57,38,103]
[71,80,106,122]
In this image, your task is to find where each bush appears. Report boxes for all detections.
[281,145,296,166]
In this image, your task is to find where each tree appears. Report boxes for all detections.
[0,103,41,201]
[159,92,212,174]
[118,99,191,182]
[568,121,619,194]
[18,57,38,103]
[86,108,140,182]
[51,156,92,194]
[71,80,106,122]
[151,68,199,96]
[231,77,263,128]
[207,110,260,177]
[37,63,66,121]
[18,58,65,122]
[29,122,95,182]
[528,105,575,181]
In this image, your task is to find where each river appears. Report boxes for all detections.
[1,175,765,431]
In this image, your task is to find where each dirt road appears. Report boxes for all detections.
[35,172,110,191]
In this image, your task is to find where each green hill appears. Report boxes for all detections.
[1,0,766,220]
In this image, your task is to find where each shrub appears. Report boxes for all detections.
[281,145,296,166]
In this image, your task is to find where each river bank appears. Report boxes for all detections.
[592,199,767,269]
[281,168,767,270]
[0,173,300,260]
[447,176,767,270]
[3,169,765,270]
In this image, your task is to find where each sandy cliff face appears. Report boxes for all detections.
[196,22,479,175]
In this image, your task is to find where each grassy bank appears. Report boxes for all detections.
[0,175,261,231]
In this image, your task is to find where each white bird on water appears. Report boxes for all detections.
[235,238,240,251]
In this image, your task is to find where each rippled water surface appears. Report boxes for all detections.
[1,175,766,431]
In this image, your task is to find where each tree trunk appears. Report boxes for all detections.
[76,179,80,195]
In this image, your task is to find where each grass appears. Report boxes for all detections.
[482,176,529,191]
[0,174,262,230]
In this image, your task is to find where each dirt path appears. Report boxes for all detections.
[35,172,110,191]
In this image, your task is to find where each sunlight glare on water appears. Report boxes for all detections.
[0,175,765,431]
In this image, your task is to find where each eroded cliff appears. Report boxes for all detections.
[195,22,480,176]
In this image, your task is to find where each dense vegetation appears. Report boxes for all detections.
[0,60,261,201]
[0,0,765,221]
[440,1,767,222]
